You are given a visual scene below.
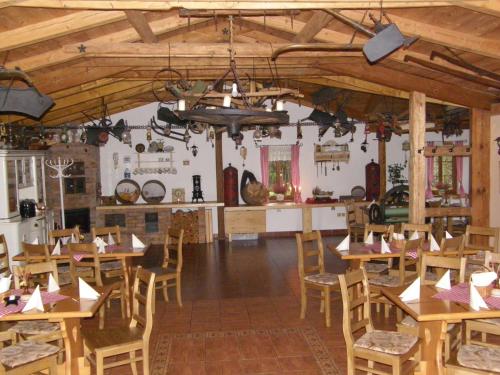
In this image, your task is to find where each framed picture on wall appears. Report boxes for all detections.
[172,188,185,203]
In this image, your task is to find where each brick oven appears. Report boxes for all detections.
[46,144,100,232]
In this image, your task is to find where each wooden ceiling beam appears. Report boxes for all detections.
[0,10,126,52]
[319,59,493,109]
[125,10,158,43]
[459,1,500,17]
[293,10,333,43]
[4,14,207,72]
[0,0,479,11]
[339,9,500,60]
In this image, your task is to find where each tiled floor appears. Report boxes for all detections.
[84,237,396,374]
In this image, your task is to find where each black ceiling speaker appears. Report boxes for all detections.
[109,118,126,141]
[363,24,418,63]
[0,87,54,120]
[308,109,336,126]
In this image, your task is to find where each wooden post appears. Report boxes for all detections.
[471,108,490,227]
[409,91,426,224]
[215,131,225,239]
[378,139,387,199]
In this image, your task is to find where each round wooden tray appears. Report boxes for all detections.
[115,179,140,204]
[141,180,166,203]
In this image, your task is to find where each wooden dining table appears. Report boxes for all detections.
[0,285,113,375]
[13,244,149,317]
[382,284,500,375]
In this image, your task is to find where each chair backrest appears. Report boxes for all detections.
[484,251,500,272]
[400,223,433,240]
[0,235,10,277]
[364,224,394,242]
[345,204,357,227]
[338,268,373,350]
[440,235,465,258]
[67,243,102,286]
[130,266,155,343]
[394,238,424,284]
[465,225,500,253]
[420,253,466,285]
[13,260,59,288]
[21,242,50,263]
[163,228,184,273]
[48,227,80,245]
[91,225,121,245]
[296,231,326,279]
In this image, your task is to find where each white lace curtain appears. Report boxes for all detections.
[268,145,291,161]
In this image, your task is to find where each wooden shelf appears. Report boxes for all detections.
[97,201,224,210]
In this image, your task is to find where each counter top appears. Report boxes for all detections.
[97,201,224,210]
[224,201,369,211]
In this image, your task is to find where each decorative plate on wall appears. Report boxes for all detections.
[115,179,140,204]
[141,180,166,203]
[351,185,366,200]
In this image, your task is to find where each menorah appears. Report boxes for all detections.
[45,157,74,229]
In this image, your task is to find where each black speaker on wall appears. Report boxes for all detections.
[363,24,418,63]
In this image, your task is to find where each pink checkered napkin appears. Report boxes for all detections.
[0,290,69,318]
[73,254,84,262]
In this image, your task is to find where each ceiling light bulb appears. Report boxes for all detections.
[178,99,186,111]
[276,100,284,111]
[231,83,238,97]
[223,95,231,108]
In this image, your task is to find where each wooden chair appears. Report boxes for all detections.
[363,224,394,274]
[11,261,65,361]
[67,243,126,329]
[0,235,10,277]
[346,203,365,243]
[146,228,184,312]
[91,225,123,276]
[369,238,422,318]
[0,330,58,375]
[296,231,340,328]
[440,235,465,258]
[398,253,466,361]
[400,223,433,240]
[48,226,80,245]
[464,225,500,274]
[339,268,419,375]
[83,267,155,375]
[465,251,500,348]
[21,242,50,262]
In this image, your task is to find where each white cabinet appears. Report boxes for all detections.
[0,150,47,268]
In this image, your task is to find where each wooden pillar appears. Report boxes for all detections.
[215,131,225,239]
[378,139,387,199]
[408,91,426,224]
[471,108,490,227]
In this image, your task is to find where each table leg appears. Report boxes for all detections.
[418,320,447,375]
[350,259,361,270]
[60,317,87,375]
[123,258,131,318]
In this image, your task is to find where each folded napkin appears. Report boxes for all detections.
[0,275,12,294]
[132,234,146,249]
[107,233,115,246]
[399,277,420,302]
[93,237,107,253]
[336,235,350,251]
[51,240,61,256]
[393,233,405,240]
[445,231,453,239]
[364,231,374,245]
[47,273,60,293]
[430,234,440,252]
[435,270,451,290]
[61,237,69,245]
[79,278,100,300]
[471,271,497,287]
[22,285,44,312]
[409,231,419,240]
[70,233,77,243]
[470,284,489,311]
[30,238,39,245]
[381,237,391,254]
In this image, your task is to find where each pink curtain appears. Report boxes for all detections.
[455,140,466,197]
[425,141,434,199]
[291,144,302,203]
[260,146,269,188]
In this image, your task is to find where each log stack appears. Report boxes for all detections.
[171,210,200,244]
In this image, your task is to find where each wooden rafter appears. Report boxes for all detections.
[293,11,333,42]
[125,10,158,43]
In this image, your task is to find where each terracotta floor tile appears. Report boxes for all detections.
[270,334,311,357]
[236,335,277,359]
[277,356,322,372]
[167,361,207,375]
[239,358,282,374]
[169,337,206,363]
[191,321,222,332]
[205,360,245,375]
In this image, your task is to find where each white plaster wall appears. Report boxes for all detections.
[491,114,500,227]
[97,101,470,234]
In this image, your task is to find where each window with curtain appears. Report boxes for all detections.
[268,146,294,201]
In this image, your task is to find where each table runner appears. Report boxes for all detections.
[0,290,69,318]
[433,283,500,309]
